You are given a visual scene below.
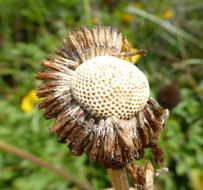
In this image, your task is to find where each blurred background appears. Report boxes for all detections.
[0,0,202,189]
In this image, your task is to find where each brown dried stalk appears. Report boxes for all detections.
[0,141,93,190]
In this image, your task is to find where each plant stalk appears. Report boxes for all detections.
[0,141,92,190]
[107,168,129,190]
[82,0,92,28]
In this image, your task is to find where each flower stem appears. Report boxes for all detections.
[107,168,129,190]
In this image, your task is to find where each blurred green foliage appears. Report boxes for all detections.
[0,0,202,189]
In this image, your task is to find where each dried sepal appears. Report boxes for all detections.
[126,160,154,190]
[126,160,169,190]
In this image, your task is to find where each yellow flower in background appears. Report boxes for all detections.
[121,42,141,64]
[133,3,141,9]
[91,17,99,24]
[162,8,173,19]
[21,89,39,113]
[122,13,133,25]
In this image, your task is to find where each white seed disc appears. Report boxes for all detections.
[70,56,150,119]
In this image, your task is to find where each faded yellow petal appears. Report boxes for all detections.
[121,41,141,64]
[123,48,141,64]
[131,48,141,63]
[121,41,133,52]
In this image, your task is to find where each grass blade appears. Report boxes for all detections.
[127,7,203,50]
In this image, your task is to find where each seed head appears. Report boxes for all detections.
[157,84,181,109]
[71,56,149,119]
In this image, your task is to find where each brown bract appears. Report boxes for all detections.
[36,25,169,169]
[126,160,169,190]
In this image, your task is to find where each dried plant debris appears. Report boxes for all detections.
[36,25,170,169]
[126,160,169,190]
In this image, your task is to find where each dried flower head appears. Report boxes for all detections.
[36,25,169,169]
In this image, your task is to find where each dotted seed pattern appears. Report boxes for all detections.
[71,56,150,119]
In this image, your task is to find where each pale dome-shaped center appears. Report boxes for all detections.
[70,56,150,119]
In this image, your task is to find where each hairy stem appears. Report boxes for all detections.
[0,141,92,190]
[107,168,129,190]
